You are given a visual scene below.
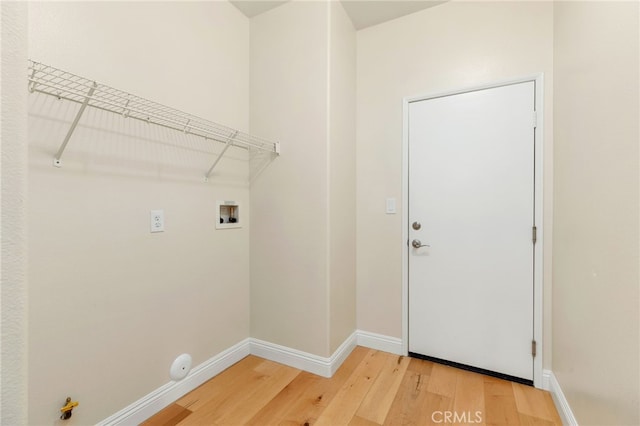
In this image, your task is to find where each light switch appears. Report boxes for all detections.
[386,198,396,214]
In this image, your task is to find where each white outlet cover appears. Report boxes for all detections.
[169,353,192,381]
[150,209,164,233]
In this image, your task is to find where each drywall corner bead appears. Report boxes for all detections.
[0,2,29,425]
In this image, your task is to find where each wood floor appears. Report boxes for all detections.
[143,347,562,426]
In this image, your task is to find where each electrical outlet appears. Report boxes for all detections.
[150,209,164,233]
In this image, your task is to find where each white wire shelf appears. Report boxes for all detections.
[27,60,280,179]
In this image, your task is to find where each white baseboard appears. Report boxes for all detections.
[248,330,402,379]
[356,330,403,355]
[104,333,571,426]
[250,332,357,378]
[99,330,406,425]
[329,332,358,376]
[542,369,552,391]
[543,369,579,426]
[98,333,360,425]
[97,339,251,426]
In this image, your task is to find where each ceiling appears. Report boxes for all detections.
[230,1,289,18]
[229,1,446,30]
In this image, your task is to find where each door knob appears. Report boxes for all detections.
[412,221,421,230]
[411,239,430,249]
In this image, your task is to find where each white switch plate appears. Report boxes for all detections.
[386,198,396,214]
[150,209,164,233]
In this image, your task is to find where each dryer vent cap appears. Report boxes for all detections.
[169,353,192,381]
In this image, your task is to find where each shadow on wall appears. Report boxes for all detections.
[249,147,279,185]
[28,86,256,185]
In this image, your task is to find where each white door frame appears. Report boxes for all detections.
[401,74,545,388]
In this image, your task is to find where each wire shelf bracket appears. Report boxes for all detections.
[27,60,280,177]
[53,82,97,168]
[205,130,238,181]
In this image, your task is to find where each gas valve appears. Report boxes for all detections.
[60,397,78,420]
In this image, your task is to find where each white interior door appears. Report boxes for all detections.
[408,82,535,381]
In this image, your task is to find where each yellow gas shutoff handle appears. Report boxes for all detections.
[60,397,78,420]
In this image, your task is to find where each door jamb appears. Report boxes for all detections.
[401,74,545,388]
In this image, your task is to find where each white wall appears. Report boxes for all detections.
[27,2,251,424]
[356,1,554,366]
[250,0,331,356]
[250,0,356,357]
[0,2,28,424]
[553,2,639,424]
[12,1,640,423]
[328,1,357,354]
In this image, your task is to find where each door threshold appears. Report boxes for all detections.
[408,352,533,386]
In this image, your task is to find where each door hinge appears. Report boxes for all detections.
[532,226,537,244]
[532,340,537,357]
[532,111,538,128]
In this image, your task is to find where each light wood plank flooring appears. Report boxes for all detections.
[143,347,561,426]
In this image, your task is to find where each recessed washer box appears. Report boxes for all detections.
[216,200,241,229]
